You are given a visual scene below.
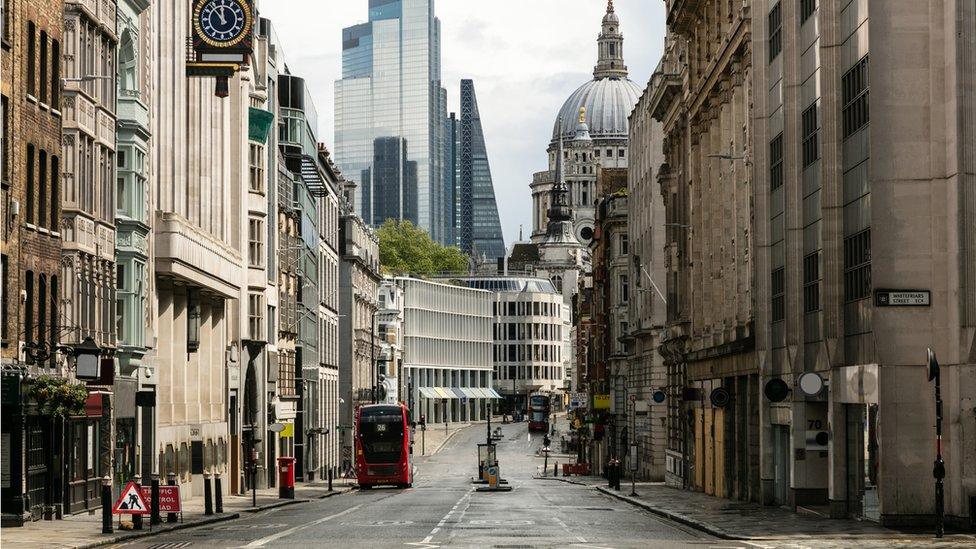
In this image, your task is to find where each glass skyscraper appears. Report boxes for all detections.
[458,79,506,260]
[335,0,451,243]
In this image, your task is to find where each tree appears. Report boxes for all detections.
[377,220,468,276]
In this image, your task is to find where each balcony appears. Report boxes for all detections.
[154,212,242,298]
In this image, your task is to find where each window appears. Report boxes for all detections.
[2,0,9,43]
[844,229,872,301]
[39,31,47,103]
[50,155,58,229]
[618,148,625,158]
[25,271,34,341]
[803,252,821,312]
[248,293,265,341]
[620,234,629,256]
[26,144,35,224]
[800,0,816,23]
[248,218,264,267]
[770,133,784,190]
[594,149,601,158]
[1,95,8,184]
[768,2,782,62]
[771,267,785,322]
[605,149,612,157]
[50,40,59,108]
[248,143,265,193]
[186,292,200,353]
[38,150,46,228]
[620,274,629,303]
[1,254,7,344]
[802,103,819,167]
[27,22,36,97]
[842,56,870,138]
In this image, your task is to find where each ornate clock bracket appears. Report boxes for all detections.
[187,0,255,98]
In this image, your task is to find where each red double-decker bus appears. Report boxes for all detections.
[528,393,551,432]
[355,403,413,489]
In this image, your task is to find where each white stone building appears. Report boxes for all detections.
[448,276,568,414]
[398,277,496,424]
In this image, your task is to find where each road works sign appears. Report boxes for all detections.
[140,485,182,513]
[112,481,150,515]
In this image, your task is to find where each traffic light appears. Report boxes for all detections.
[420,414,426,426]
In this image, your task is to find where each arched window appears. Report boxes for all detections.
[551,276,563,293]
[118,30,136,93]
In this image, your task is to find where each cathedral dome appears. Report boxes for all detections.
[551,77,642,143]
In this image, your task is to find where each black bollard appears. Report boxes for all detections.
[203,472,214,516]
[132,475,143,530]
[214,473,223,513]
[101,475,113,534]
[553,461,558,477]
[328,468,334,492]
[166,473,178,523]
[150,474,161,525]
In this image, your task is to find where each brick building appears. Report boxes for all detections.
[1,0,67,525]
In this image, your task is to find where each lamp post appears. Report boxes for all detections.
[927,348,945,538]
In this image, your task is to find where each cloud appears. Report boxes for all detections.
[258,0,666,246]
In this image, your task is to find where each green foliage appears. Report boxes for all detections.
[376,220,469,276]
[26,376,88,418]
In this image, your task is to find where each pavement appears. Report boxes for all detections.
[0,480,357,549]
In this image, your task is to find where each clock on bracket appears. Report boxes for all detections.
[191,0,254,54]
[188,0,255,96]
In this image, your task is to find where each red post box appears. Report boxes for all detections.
[277,457,295,499]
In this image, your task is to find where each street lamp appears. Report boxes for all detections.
[74,336,101,380]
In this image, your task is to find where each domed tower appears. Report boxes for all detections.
[594,0,628,79]
[530,0,641,245]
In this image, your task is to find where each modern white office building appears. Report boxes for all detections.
[449,276,569,413]
[397,277,498,424]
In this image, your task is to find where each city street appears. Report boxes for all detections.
[114,421,713,549]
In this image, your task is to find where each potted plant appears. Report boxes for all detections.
[25,375,88,418]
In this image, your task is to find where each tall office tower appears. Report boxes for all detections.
[458,79,505,261]
[335,0,451,244]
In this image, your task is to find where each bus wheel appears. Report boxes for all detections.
[359,484,372,490]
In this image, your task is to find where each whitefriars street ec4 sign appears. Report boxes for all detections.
[875,289,931,307]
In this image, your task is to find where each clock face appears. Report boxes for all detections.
[195,0,251,47]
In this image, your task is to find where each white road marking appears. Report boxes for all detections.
[408,486,473,547]
[242,504,362,547]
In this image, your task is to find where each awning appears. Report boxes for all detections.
[419,387,438,399]
[450,388,467,399]
[473,388,493,399]
[434,387,455,399]
[460,388,479,399]
[487,388,503,399]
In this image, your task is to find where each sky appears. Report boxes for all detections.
[259,0,666,247]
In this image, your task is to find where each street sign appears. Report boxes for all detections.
[112,481,150,515]
[140,485,182,513]
[651,390,666,404]
[569,392,587,410]
[269,423,286,433]
[875,289,931,307]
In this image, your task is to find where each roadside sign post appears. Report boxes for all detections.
[629,397,638,497]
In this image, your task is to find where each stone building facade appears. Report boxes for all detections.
[151,0,243,499]
[0,0,67,525]
[749,0,975,526]
[338,210,379,471]
[114,0,152,490]
[650,0,975,529]
[652,0,759,502]
[626,81,667,482]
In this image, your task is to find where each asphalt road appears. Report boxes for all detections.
[115,420,719,548]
